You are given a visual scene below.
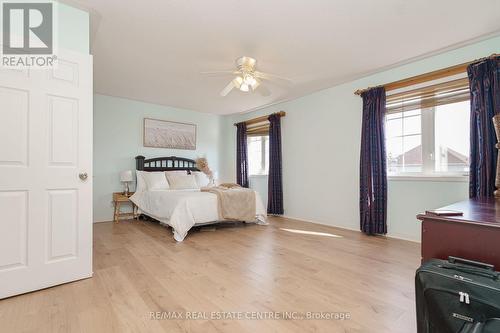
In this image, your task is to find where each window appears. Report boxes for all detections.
[386,110,423,173]
[385,78,470,177]
[248,135,269,175]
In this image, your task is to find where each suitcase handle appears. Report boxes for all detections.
[444,265,500,280]
[441,257,499,280]
[448,256,495,271]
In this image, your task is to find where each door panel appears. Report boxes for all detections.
[47,189,78,262]
[0,191,28,271]
[0,50,92,299]
[48,95,78,166]
[0,87,29,166]
[49,59,79,86]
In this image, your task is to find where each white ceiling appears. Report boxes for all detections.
[74,0,500,115]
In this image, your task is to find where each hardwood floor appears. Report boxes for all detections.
[0,217,420,333]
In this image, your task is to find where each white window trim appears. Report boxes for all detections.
[249,174,268,178]
[388,174,469,182]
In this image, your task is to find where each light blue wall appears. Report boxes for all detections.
[93,94,223,222]
[387,180,468,240]
[58,3,89,54]
[221,35,500,242]
[249,176,268,207]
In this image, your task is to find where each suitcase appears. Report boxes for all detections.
[416,256,500,333]
[460,319,500,333]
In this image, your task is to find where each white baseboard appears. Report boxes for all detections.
[280,215,420,244]
[93,219,112,224]
[385,233,421,243]
[93,214,420,243]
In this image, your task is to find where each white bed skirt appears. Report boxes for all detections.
[130,189,267,241]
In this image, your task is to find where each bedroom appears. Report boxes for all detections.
[0,0,499,332]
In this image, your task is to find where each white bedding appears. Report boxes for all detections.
[130,189,267,241]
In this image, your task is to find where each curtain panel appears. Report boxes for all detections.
[468,56,500,198]
[267,114,284,215]
[360,87,388,235]
[236,122,249,188]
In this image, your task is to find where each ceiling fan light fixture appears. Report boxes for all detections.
[207,56,291,97]
[241,73,260,91]
[239,83,250,92]
[243,74,256,86]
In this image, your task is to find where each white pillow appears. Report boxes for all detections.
[165,170,188,178]
[142,171,170,190]
[136,171,147,193]
[165,172,199,190]
[192,171,210,188]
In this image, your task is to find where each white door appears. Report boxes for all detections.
[0,50,93,299]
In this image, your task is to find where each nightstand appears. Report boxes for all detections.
[113,192,137,223]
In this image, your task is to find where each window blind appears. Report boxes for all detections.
[386,77,469,114]
[246,121,269,136]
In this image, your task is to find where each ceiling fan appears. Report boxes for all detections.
[201,56,292,97]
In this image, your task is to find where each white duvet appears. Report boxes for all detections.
[130,189,267,241]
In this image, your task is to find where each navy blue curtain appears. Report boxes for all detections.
[236,122,249,188]
[360,87,387,235]
[468,56,500,198]
[267,113,284,215]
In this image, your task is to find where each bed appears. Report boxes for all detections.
[130,155,267,241]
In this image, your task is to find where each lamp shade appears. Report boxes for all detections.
[120,170,133,182]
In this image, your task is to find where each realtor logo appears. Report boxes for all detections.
[3,2,52,54]
[1,0,57,67]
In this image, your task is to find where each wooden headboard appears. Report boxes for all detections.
[135,155,199,172]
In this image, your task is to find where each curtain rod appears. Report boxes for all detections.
[234,111,286,126]
[354,53,499,96]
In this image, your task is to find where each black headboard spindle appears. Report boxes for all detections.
[135,155,199,172]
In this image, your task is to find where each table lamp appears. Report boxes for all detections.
[120,170,133,196]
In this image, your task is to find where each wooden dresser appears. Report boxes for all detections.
[417,198,500,269]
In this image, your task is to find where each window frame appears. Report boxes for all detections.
[247,135,269,176]
[386,102,470,181]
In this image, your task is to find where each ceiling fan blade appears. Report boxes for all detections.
[257,84,271,97]
[220,79,236,97]
[254,71,292,84]
[201,70,239,77]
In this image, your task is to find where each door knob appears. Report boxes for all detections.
[79,172,88,181]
